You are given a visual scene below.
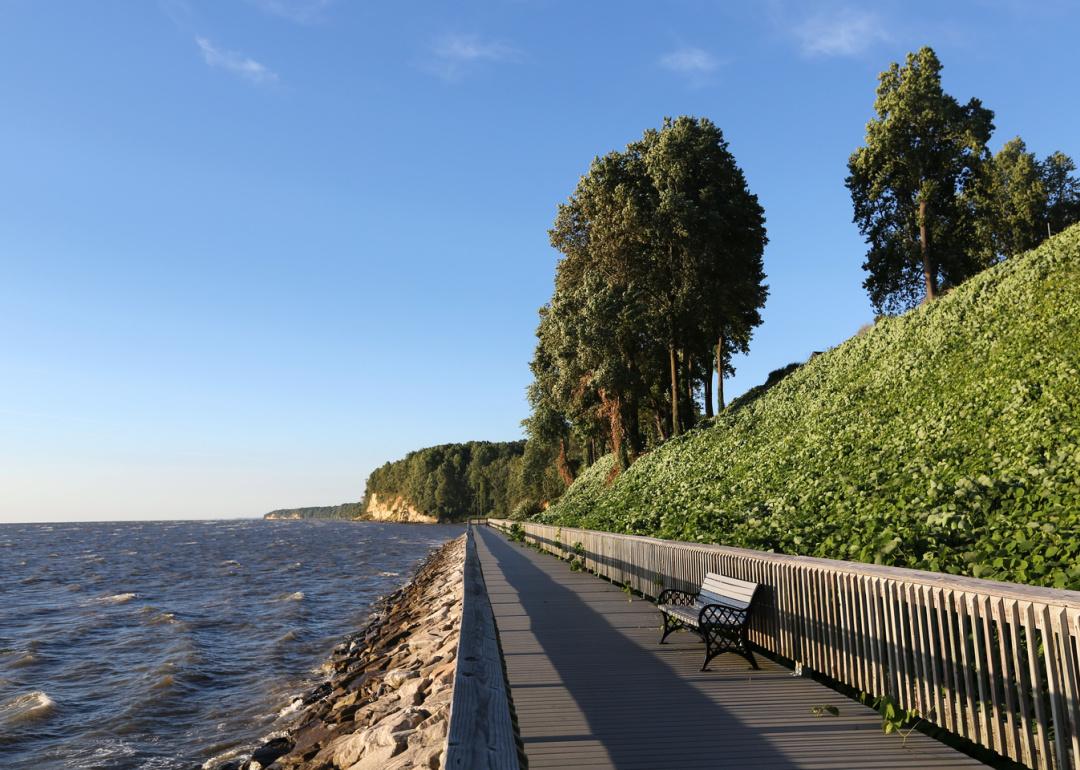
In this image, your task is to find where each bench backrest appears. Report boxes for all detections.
[698,572,759,611]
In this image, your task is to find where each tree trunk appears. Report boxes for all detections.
[654,411,668,443]
[627,392,641,459]
[555,439,574,487]
[919,198,938,301]
[598,389,626,469]
[715,335,726,411]
[703,350,714,419]
[669,343,680,437]
[683,352,695,430]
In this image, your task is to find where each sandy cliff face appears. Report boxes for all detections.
[363,493,438,524]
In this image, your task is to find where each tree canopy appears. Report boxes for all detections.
[521,116,767,503]
[848,46,1080,313]
[847,46,994,313]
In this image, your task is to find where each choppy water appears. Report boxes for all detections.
[0,519,460,769]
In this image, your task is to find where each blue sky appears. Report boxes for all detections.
[2,0,1077,522]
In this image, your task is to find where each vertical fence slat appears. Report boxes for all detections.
[993,596,1022,764]
[1023,602,1054,770]
[1010,598,1038,769]
[1042,605,1071,770]
[978,594,1006,756]
[931,587,955,735]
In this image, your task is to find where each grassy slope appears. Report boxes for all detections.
[539,225,1080,589]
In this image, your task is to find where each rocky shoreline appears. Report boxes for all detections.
[210,534,465,770]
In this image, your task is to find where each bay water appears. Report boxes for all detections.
[0,519,460,769]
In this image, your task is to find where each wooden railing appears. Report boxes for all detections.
[489,519,1080,770]
[444,526,520,770]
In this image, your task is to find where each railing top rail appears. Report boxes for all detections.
[444,527,520,770]
[488,519,1080,610]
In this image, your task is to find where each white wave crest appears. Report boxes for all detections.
[97,592,137,604]
[0,691,55,725]
[378,571,400,577]
[278,697,303,718]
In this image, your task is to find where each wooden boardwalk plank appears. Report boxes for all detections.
[476,526,986,770]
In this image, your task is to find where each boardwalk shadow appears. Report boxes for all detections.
[478,528,797,769]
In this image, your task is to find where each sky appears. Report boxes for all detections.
[2,0,1078,522]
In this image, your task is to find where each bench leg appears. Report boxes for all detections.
[701,647,715,672]
[700,628,760,671]
[742,628,760,670]
[741,647,760,670]
[659,612,680,644]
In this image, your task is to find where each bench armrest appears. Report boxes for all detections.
[698,603,750,629]
[657,588,697,606]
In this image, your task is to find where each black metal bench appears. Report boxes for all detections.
[657,572,761,671]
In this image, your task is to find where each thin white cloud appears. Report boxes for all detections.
[246,0,333,24]
[659,47,719,75]
[794,8,890,57]
[427,33,520,81]
[195,37,278,85]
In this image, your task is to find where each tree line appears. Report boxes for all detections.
[362,441,526,521]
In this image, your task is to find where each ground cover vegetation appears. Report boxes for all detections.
[536,224,1080,589]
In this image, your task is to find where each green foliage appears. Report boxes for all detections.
[536,454,617,525]
[861,693,921,737]
[849,47,1080,314]
[971,137,1080,262]
[848,46,994,313]
[537,226,1080,589]
[363,441,526,522]
[723,361,803,413]
[971,137,1049,261]
[508,522,526,544]
[1042,151,1080,235]
[524,115,767,489]
[262,502,364,520]
[509,498,543,521]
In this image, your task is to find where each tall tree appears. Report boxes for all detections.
[530,115,766,485]
[970,139,1080,262]
[847,46,994,313]
[971,137,1047,261]
[634,117,767,433]
[1041,151,1080,236]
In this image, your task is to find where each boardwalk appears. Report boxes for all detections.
[475,526,985,770]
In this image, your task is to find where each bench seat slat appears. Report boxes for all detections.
[658,604,701,627]
[697,592,750,611]
[701,574,757,603]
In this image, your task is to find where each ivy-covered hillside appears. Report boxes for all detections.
[537,225,1080,589]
